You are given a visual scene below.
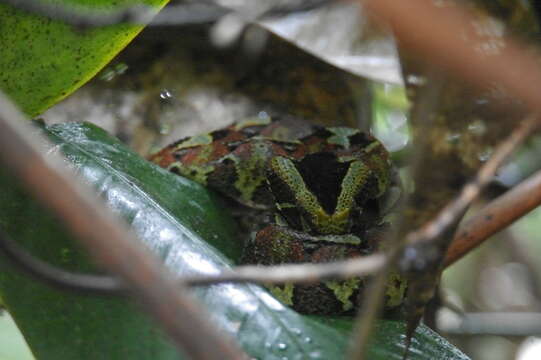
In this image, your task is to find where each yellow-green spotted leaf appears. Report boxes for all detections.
[0,0,167,116]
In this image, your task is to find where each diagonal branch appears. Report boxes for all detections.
[347,114,539,360]
[0,228,123,295]
[4,167,540,288]
[0,91,247,360]
[183,255,386,285]
[445,168,541,267]
[1,158,539,295]
[346,73,447,360]
[0,226,386,292]
[406,114,539,247]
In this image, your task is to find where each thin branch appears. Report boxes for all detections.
[406,114,539,247]
[0,228,124,295]
[9,153,541,290]
[391,115,538,358]
[347,104,537,360]
[347,2,541,355]
[0,226,386,293]
[183,255,386,285]
[445,168,541,267]
[347,248,401,360]
[347,72,447,360]
[5,164,540,286]
[0,91,246,360]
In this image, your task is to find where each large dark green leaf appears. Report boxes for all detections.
[0,122,469,359]
[0,0,168,117]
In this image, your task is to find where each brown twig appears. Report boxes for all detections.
[445,169,541,267]
[0,226,386,293]
[406,115,539,247]
[347,72,447,360]
[0,92,247,360]
[183,254,386,285]
[395,114,538,357]
[350,4,541,355]
[5,169,541,288]
[346,112,537,359]
[0,228,123,295]
[347,248,401,360]
[6,166,540,287]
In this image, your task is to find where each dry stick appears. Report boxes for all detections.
[0,228,123,296]
[406,115,539,247]
[0,92,247,360]
[0,226,386,292]
[189,171,541,284]
[347,247,401,360]
[183,255,386,285]
[345,1,541,356]
[351,116,537,360]
[444,169,541,267]
[2,167,539,290]
[5,172,541,287]
[187,163,541,283]
[349,116,539,357]
[347,72,447,360]
[346,119,536,359]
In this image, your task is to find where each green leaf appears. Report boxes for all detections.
[0,0,168,117]
[0,122,470,359]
